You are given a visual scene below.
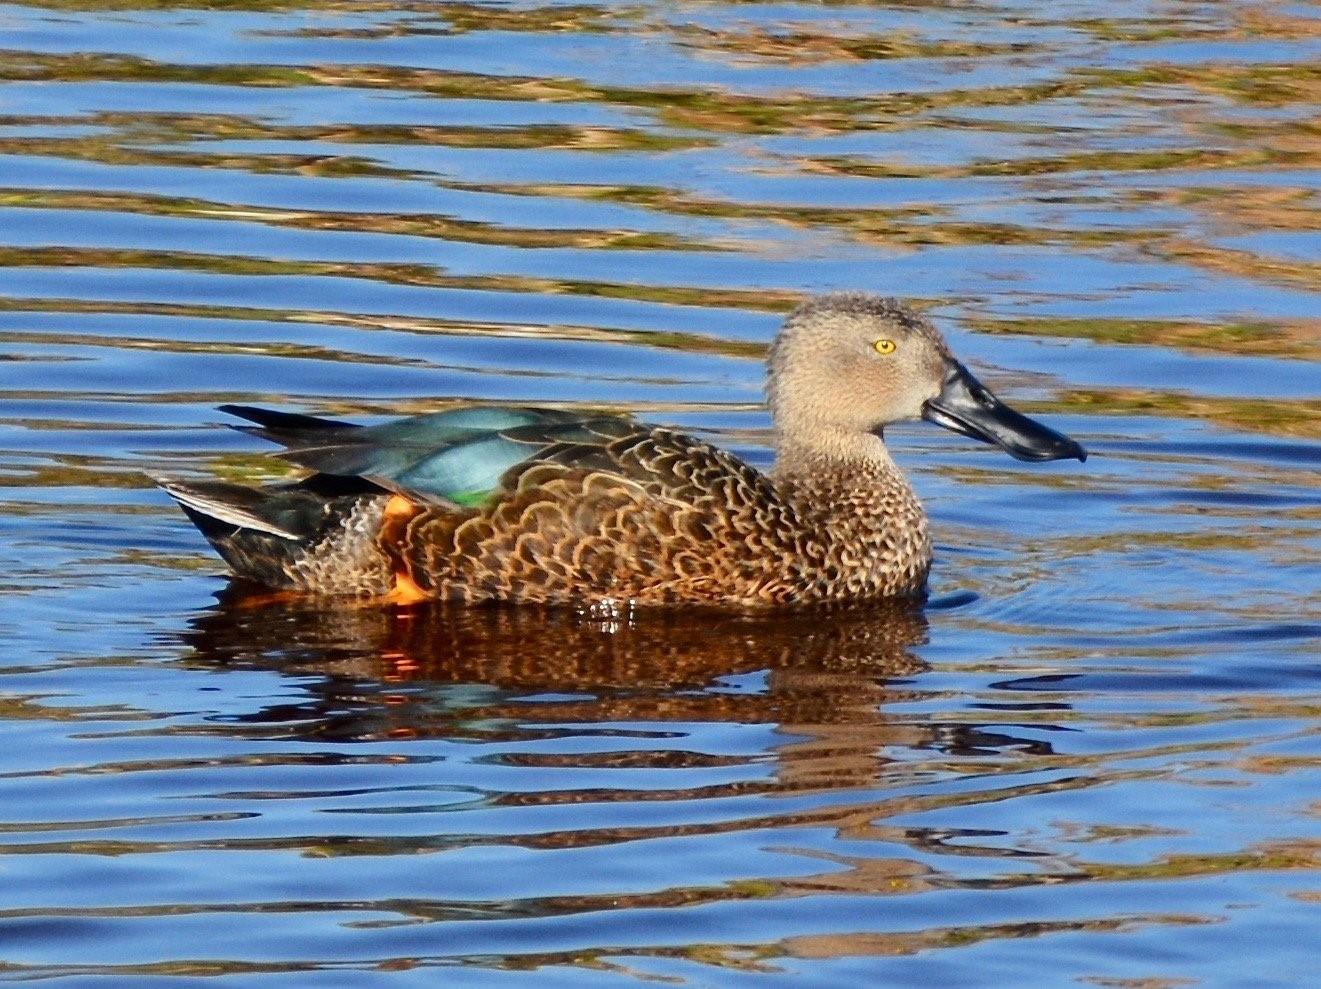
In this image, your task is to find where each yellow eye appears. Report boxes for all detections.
[873,338,896,355]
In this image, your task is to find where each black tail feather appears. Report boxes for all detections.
[218,404,359,449]
[218,405,356,431]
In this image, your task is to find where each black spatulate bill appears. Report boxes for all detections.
[922,362,1087,463]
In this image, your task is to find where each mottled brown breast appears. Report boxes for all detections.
[777,462,932,601]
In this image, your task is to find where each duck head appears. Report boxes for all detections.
[768,294,1086,463]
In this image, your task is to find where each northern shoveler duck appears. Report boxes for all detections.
[159,295,1085,608]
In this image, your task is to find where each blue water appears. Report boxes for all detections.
[0,1,1318,985]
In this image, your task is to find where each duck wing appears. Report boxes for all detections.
[219,404,677,508]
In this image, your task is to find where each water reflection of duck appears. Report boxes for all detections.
[183,591,1058,790]
[160,295,1085,607]
[181,590,936,787]
[186,587,928,694]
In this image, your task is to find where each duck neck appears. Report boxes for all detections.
[772,426,897,483]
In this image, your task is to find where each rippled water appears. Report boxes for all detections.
[1,1,1319,984]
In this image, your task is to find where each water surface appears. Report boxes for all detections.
[0,1,1318,985]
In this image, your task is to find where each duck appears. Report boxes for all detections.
[159,294,1085,608]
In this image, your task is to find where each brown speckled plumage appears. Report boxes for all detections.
[392,426,930,606]
[159,294,1085,608]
